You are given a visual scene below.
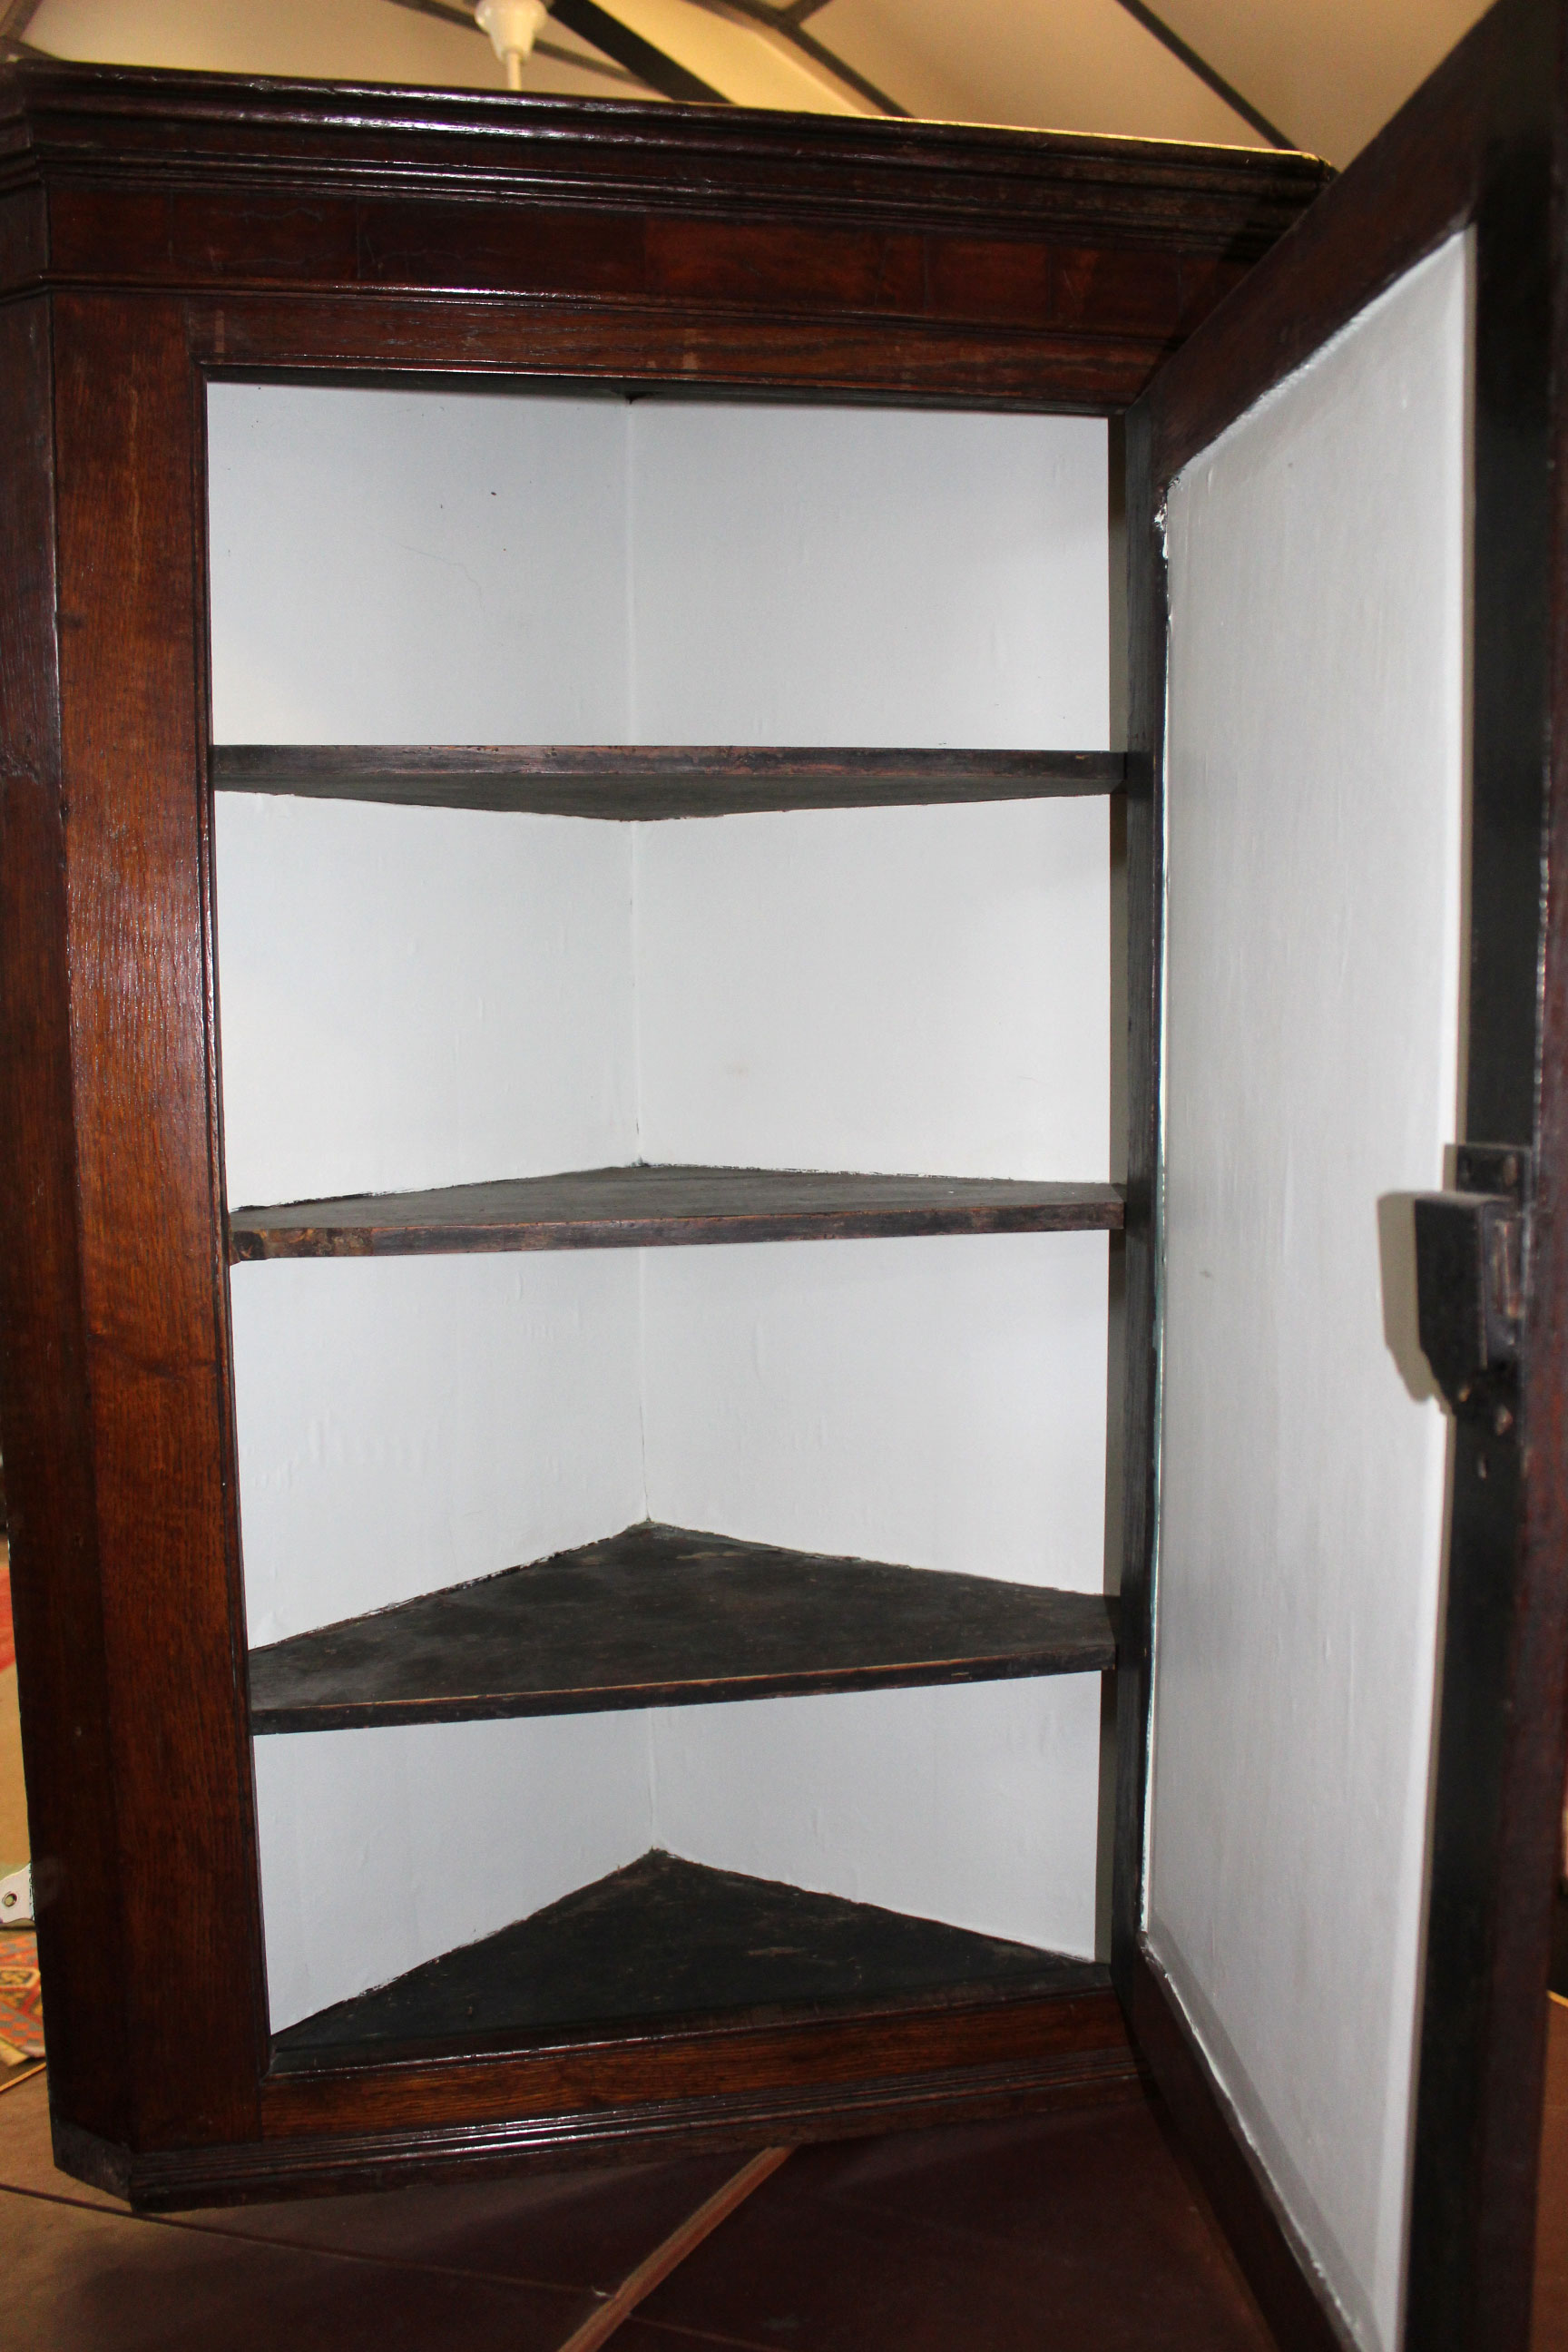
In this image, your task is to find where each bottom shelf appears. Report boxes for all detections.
[270,1851,1105,2065]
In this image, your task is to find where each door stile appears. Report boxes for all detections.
[44,292,268,2156]
[1407,4,1563,2342]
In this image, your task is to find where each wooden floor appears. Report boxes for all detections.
[1,2063,1279,2351]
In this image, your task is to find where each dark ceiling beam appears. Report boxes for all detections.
[691,0,906,117]
[382,0,723,104]
[0,0,44,34]
[1111,0,1295,150]
[551,0,726,101]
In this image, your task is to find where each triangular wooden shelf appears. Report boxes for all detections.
[213,743,1131,819]
[248,1521,1118,1732]
[270,1850,1109,2063]
[229,1166,1124,1261]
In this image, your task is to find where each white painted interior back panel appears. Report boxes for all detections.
[216,797,637,1207]
[1150,235,1469,2352]
[652,1675,1102,1956]
[626,404,1108,747]
[230,1253,645,1645]
[640,1233,1110,1590]
[208,386,632,746]
[635,802,1110,1179]
[208,388,1107,752]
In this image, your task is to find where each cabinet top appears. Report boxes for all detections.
[0,58,1328,243]
[0,59,1331,409]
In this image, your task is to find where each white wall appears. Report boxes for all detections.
[208,384,1114,2027]
[1150,235,1469,2352]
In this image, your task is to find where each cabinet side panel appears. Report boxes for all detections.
[1150,237,1470,2352]
[0,292,132,2140]
[51,296,266,2145]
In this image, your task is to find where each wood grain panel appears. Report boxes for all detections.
[0,294,132,2145]
[50,293,266,2148]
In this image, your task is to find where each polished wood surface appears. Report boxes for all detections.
[213,744,1129,819]
[0,64,1328,413]
[249,1522,1118,1732]
[230,1169,1125,1262]
[272,1852,1107,2063]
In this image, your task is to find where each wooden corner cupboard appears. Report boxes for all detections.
[3,8,1567,2348]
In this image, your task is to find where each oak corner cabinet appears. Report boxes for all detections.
[3,11,1567,2348]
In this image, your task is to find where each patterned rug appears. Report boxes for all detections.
[0,1928,42,2064]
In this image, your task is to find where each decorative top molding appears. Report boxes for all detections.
[0,59,1328,250]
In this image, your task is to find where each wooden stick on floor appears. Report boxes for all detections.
[555,2145,792,2352]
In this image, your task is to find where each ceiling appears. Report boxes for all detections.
[5,0,1494,167]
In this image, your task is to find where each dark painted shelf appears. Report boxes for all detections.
[212,743,1131,819]
[229,1165,1125,1262]
[249,1521,1118,1733]
[270,1850,1108,2063]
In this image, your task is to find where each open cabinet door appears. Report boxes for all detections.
[1113,2,1568,2347]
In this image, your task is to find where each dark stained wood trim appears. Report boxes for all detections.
[247,1521,1118,1732]
[0,293,133,2145]
[1147,0,1523,484]
[1109,398,1162,2007]
[1128,1945,1351,2352]
[212,744,1129,819]
[1406,4,1562,2344]
[62,2022,1141,2212]
[229,1170,1125,1263]
[47,292,268,2149]
[0,63,1328,256]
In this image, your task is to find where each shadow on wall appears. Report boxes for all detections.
[1378,1192,1445,1406]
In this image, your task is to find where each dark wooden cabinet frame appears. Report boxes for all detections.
[1,11,1564,2346]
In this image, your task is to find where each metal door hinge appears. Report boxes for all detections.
[1413,1144,1530,1421]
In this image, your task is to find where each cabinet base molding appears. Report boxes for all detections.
[1128,1945,1352,2352]
[54,2019,1141,2213]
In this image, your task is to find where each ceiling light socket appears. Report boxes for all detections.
[476,0,549,91]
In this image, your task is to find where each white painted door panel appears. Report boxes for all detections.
[1151,235,1469,2352]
